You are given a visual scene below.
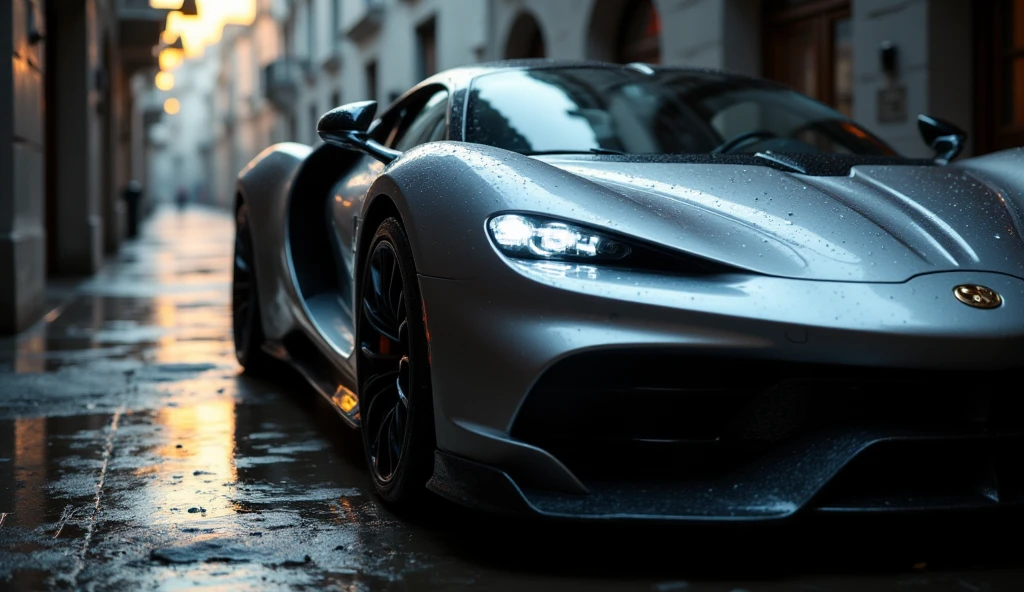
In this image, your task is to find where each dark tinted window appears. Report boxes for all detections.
[394,90,449,151]
[465,67,897,156]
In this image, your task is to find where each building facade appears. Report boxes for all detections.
[1,0,168,334]
[151,0,1022,210]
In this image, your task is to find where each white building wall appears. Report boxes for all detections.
[493,0,590,60]
[492,0,760,74]
[339,0,486,109]
[852,0,930,157]
[851,0,974,158]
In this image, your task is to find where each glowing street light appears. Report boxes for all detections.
[157,34,185,70]
[155,71,175,91]
[149,0,197,14]
[164,98,181,115]
[158,47,184,70]
[160,0,256,59]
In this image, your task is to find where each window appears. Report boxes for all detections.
[332,0,342,48]
[306,0,316,61]
[764,0,853,117]
[832,17,853,118]
[416,17,437,80]
[309,102,319,144]
[330,90,341,109]
[365,61,378,102]
[394,90,449,151]
[976,0,1024,152]
[1000,0,1024,128]
[504,12,546,59]
[618,0,661,64]
[283,16,293,58]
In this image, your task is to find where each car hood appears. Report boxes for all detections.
[539,156,1024,283]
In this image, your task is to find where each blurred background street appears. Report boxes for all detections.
[2,1,1024,589]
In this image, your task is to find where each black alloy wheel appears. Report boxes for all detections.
[358,217,434,505]
[232,202,270,370]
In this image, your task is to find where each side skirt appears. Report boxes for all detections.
[262,340,361,429]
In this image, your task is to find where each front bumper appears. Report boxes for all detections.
[428,427,1024,522]
[418,259,1024,520]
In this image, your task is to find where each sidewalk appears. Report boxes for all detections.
[0,205,392,589]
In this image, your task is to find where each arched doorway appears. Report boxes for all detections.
[586,0,662,64]
[618,0,661,63]
[504,11,546,59]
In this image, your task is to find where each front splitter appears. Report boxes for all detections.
[426,429,1024,523]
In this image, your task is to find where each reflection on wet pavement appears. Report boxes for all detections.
[1,206,1023,590]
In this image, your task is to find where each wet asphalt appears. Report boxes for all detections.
[1,205,1023,591]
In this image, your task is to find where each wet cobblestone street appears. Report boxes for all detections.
[1,206,1023,591]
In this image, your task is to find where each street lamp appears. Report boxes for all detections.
[159,0,256,59]
[149,0,198,15]
[157,35,185,71]
[155,71,175,91]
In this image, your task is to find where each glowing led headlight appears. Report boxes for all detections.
[488,214,631,260]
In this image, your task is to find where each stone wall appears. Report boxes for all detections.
[851,0,973,158]
[0,0,47,333]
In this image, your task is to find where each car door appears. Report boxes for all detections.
[328,86,451,315]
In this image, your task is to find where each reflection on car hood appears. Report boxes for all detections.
[540,155,1024,282]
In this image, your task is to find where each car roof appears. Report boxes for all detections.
[377,59,770,142]
[412,59,761,96]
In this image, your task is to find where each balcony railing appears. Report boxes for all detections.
[346,0,385,43]
[262,58,307,110]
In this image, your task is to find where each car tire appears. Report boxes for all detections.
[357,217,435,507]
[232,201,272,372]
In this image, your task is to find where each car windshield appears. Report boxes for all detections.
[465,67,899,157]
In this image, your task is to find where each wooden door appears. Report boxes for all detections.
[764,0,853,117]
[975,0,1024,153]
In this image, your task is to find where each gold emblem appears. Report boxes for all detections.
[953,285,1002,309]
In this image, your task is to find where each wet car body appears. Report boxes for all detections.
[233,59,1024,521]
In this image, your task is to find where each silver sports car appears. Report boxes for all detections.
[232,59,1024,521]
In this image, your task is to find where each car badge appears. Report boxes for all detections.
[953,284,1002,309]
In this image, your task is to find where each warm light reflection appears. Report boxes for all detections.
[15,331,46,373]
[146,292,234,366]
[164,98,181,115]
[331,496,359,523]
[332,386,358,413]
[14,417,46,528]
[154,297,178,356]
[158,47,184,70]
[155,71,175,91]
[839,121,869,140]
[145,399,238,522]
[163,0,257,58]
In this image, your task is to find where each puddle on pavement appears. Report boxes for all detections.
[0,294,234,375]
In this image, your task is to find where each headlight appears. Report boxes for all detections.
[488,214,631,261]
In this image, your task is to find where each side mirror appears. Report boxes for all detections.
[317,100,402,164]
[917,114,966,165]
